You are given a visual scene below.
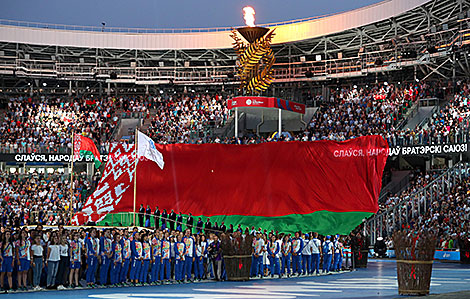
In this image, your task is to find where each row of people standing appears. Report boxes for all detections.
[137,206,236,234]
[0,226,228,292]
[1,224,352,293]
[251,232,345,278]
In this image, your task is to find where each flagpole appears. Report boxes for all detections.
[133,128,138,226]
[69,130,74,223]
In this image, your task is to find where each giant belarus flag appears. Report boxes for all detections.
[73,135,102,168]
[73,136,388,235]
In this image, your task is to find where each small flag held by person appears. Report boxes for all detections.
[137,130,164,170]
[73,135,102,168]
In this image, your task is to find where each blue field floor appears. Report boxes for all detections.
[3,260,470,298]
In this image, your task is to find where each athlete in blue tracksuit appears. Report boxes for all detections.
[333,235,343,271]
[281,235,292,277]
[251,232,265,277]
[140,234,151,284]
[322,235,334,273]
[267,235,281,277]
[85,229,99,286]
[161,232,171,281]
[130,232,143,284]
[301,234,311,275]
[174,235,186,282]
[194,235,206,280]
[151,232,162,283]
[182,229,195,282]
[99,230,113,285]
[291,232,304,276]
[310,232,322,275]
[120,232,132,284]
[110,234,123,285]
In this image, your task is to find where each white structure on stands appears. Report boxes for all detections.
[0,0,468,90]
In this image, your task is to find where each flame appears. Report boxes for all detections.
[243,6,255,27]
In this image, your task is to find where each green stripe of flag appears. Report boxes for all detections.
[97,210,372,235]
[80,150,101,168]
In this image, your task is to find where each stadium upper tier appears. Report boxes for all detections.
[0,0,468,84]
[0,0,429,50]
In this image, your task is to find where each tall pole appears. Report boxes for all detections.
[69,130,74,223]
[278,108,282,136]
[234,107,239,138]
[133,129,138,225]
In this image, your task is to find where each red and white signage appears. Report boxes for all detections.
[228,96,306,114]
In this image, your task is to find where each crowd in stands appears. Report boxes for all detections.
[423,87,470,145]
[379,169,444,212]
[139,81,468,147]
[0,171,94,227]
[0,79,467,150]
[374,164,470,252]
[0,215,358,293]
[146,94,229,144]
[305,83,417,143]
[0,97,117,154]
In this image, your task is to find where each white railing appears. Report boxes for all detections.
[0,12,339,34]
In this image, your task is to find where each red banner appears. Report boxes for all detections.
[228,96,306,114]
[73,136,388,229]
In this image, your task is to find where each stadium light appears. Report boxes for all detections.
[42,82,47,87]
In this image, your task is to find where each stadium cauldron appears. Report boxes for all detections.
[224,255,252,281]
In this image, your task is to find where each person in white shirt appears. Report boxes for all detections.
[31,235,44,290]
[301,234,311,275]
[310,232,322,275]
[56,235,69,289]
[46,234,61,288]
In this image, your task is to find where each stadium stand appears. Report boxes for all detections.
[0,97,117,153]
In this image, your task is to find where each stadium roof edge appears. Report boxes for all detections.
[0,0,431,50]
